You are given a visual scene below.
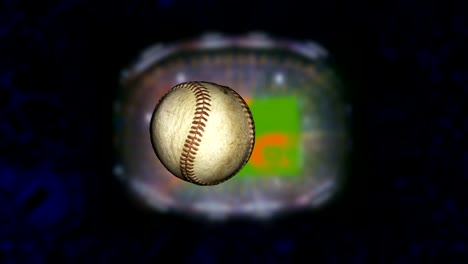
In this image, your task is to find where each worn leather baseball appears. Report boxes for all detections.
[150,81,255,186]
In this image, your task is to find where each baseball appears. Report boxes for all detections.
[150,81,255,186]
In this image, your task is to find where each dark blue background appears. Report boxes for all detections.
[1,0,467,263]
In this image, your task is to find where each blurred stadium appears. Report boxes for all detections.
[114,32,351,220]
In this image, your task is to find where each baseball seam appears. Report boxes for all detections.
[179,82,212,184]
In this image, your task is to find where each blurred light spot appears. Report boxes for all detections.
[176,72,186,83]
[200,32,226,48]
[144,112,152,123]
[274,72,284,85]
[113,165,124,178]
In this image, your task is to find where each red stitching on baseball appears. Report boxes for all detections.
[179,82,212,183]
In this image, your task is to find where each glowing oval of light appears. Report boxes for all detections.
[114,32,351,220]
